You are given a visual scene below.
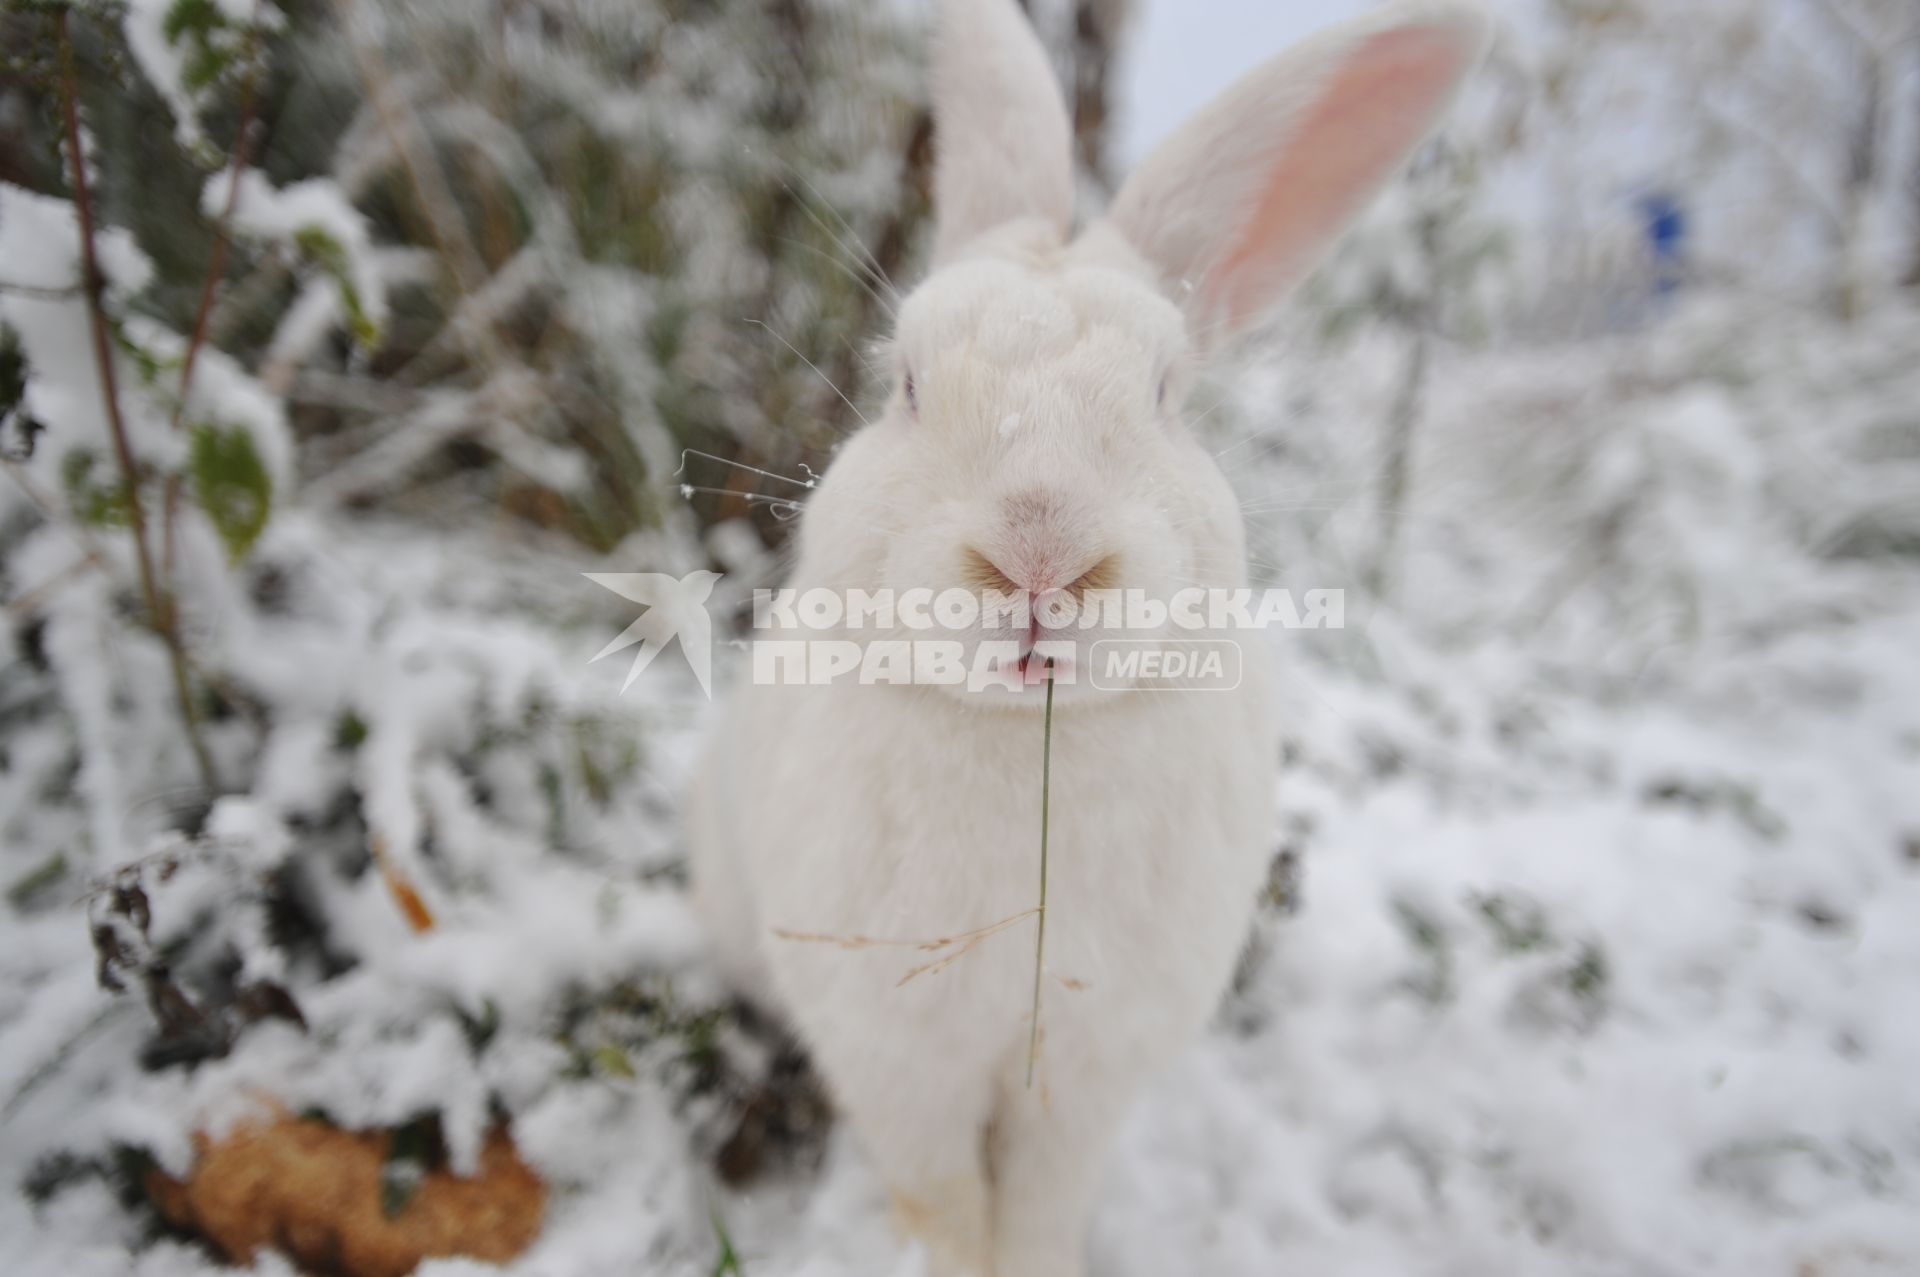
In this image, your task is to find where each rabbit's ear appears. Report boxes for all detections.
[1108,1,1489,339]
[931,0,1074,263]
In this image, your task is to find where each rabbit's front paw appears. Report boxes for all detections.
[890,1175,993,1277]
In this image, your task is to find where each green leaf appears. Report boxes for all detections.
[590,1043,636,1079]
[61,449,132,529]
[161,0,226,46]
[294,225,382,352]
[1391,897,1454,1004]
[7,851,67,909]
[458,998,501,1052]
[380,1117,438,1219]
[162,0,237,96]
[332,710,369,751]
[188,423,273,562]
[107,319,174,386]
[710,1207,744,1277]
[1563,942,1610,1005]
[1474,892,1554,954]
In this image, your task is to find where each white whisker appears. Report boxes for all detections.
[744,318,873,428]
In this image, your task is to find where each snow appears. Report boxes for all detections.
[0,186,162,477]
[122,0,277,156]
[7,299,1920,1274]
[210,170,389,350]
[7,2,1920,1274]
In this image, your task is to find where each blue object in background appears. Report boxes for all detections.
[1639,191,1688,296]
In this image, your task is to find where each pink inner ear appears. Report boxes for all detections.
[1215,26,1471,326]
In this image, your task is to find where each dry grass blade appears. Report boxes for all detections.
[770,665,1064,1077]
[895,910,1042,987]
[1026,662,1055,1089]
[773,907,1039,956]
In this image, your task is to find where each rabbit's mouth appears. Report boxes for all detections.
[1016,648,1071,684]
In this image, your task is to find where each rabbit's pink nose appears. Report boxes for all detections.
[962,544,1119,600]
[975,488,1118,595]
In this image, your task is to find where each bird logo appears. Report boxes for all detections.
[584,570,722,697]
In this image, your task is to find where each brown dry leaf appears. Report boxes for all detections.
[381,865,437,933]
[369,837,435,933]
[145,1114,544,1277]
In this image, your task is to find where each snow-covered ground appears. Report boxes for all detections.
[6,292,1919,1276]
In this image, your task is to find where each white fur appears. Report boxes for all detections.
[1109,0,1493,338]
[931,0,1074,263]
[688,3,1487,1273]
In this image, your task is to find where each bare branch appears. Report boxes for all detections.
[0,279,82,300]
[54,8,218,795]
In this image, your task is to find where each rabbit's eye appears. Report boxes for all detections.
[904,373,918,418]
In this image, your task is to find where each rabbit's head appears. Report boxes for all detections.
[792,0,1488,706]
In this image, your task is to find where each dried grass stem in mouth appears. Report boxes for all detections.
[769,661,1063,1087]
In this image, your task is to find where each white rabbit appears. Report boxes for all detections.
[687,3,1488,1274]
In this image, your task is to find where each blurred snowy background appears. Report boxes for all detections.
[3,1,1919,1274]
